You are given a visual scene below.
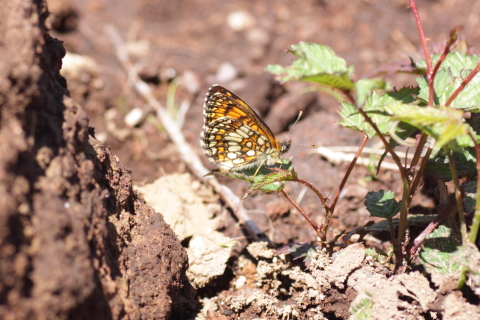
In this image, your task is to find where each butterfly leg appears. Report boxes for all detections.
[253,158,267,178]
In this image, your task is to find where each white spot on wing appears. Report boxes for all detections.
[228,145,241,152]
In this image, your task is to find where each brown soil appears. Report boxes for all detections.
[1,0,479,319]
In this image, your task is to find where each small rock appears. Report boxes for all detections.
[124,108,144,127]
[216,62,238,83]
[227,10,255,31]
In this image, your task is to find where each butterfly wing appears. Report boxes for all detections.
[202,85,283,171]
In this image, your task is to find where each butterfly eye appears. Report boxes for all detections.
[281,140,292,153]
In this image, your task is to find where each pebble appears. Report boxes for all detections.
[216,62,237,83]
[227,10,255,31]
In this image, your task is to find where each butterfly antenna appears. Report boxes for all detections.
[285,111,303,143]
[285,111,318,148]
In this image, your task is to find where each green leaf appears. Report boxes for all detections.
[425,148,477,181]
[384,104,472,153]
[208,159,294,193]
[364,190,401,219]
[419,224,461,275]
[364,248,388,264]
[247,163,297,194]
[354,78,388,107]
[416,52,480,110]
[365,215,437,232]
[350,293,374,320]
[339,88,419,138]
[265,42,355,90]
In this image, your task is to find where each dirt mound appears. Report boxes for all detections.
[0,1,187,319]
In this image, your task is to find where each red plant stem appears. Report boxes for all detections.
[431,26,462,80]
[293,178,330,241]
[329,134,369,213]
[408,199,456,258]
[407,0,434,190]
[295,178,329,212]
[355,107,410,265]
[409,147,432,204]
[281,189,325,241]
[445,62,480,107]
[357,108,408,182]
[409,0,434,106]
[408,134,428,171]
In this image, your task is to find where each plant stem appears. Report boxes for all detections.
[357,109,408,182]
[408,199,457,258]
[446,151,467,244]
[431,26,462,80]
[409,0,434,106]
[409,147,432,201]
[295,178,329,212]
[445,62,480,107]
[457,131,480,289]
[293,178,330,240]
[387,218,398,248]
[467,131,480,244]
[281,189,324,241]
[330,134,369,213]
[356,108,410,265]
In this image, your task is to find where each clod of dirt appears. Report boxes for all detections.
[313,243,366,290]
[0,2,187,319]
[47,0,79,32]
[247,241,275,259]
[135,173,220,240]
[187,231,233,288]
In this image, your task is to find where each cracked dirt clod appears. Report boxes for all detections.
[0,1,187,319]
[186,231,233,288]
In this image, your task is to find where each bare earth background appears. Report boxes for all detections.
[0,0,479,319]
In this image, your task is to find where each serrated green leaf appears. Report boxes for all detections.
[339,87,420,138]
[350,296,374,320]
[425,147,477,181]
[384,105,472,153]
[247,160,296,193]
[208,159,294,193]
[416,52,480,110]
[265,42,355,90]
[378,121,418,173]
[354,78,388,107]
[419,224,461,275]
[365,215,437,231]
[364,190,401,219]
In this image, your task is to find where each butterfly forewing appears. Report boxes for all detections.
[202,84,286,171]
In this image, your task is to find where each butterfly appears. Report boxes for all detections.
[201,84,290,173]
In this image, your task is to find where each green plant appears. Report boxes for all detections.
[213,0,480,286]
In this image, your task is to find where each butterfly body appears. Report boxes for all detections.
[201,85,290,172]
